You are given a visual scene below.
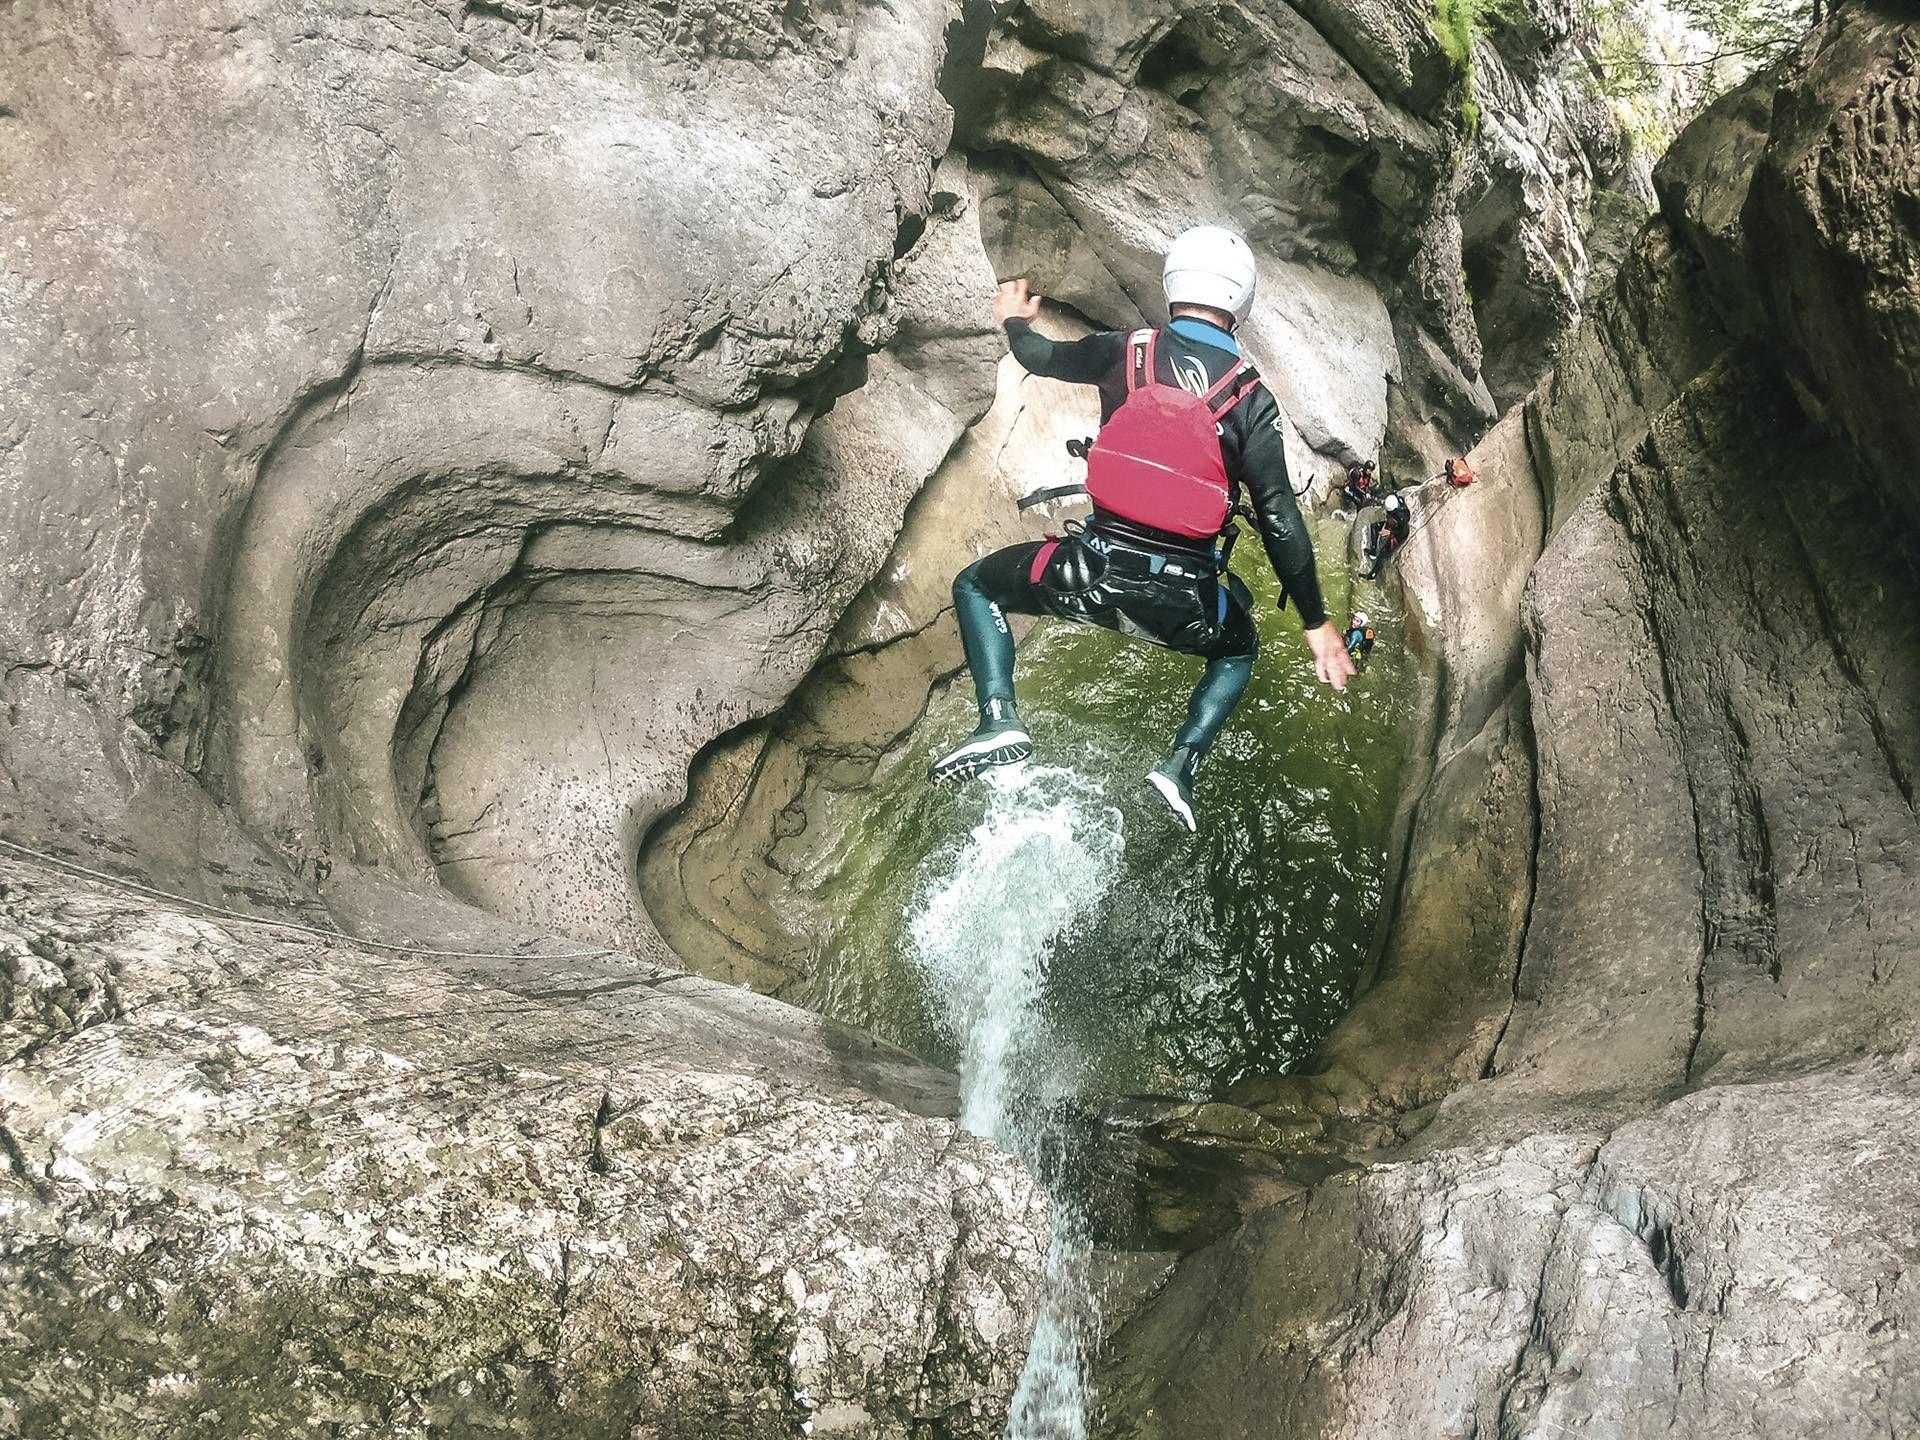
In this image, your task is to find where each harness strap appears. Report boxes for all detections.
[1017,483,1088,512]
[1028,539,1061,585]
[1125,328,1157,394]
[1125,329,1262,415]
[1210,368,1264,421]
[1198,358,1250,408]
[1084,522,1227,578]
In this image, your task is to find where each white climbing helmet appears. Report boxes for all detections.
[1162,225,1257,322]
[1352,611,1370,629]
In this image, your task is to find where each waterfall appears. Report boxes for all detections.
[906,764,1125,1439]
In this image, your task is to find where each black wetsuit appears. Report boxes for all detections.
[953,314,1327,758]
[1338,461,1377,512]
[1362,505,1409,579]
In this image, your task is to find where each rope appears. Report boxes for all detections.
[0,834,620,962]
[1367,466,1475,573]
[1397,479,1473,552]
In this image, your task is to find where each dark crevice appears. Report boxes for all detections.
[892,210,928,260]
[1135,23,1214,112]
[1640,426,1781,994]
[586,1089,616,1176]
[1617,475,1715,1090]
[1775,481,1919,816]
[1481,684,1543,1081]
[0,1121,53,1202]
[1645,1218,1691,1309]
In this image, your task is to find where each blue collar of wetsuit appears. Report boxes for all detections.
[1169,315,1240,355]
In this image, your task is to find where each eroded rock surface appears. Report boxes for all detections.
[0,863,1045,1437]
[0,1,1049,1428]
[1102,1066,1920,1436]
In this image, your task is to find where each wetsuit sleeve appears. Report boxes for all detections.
[1002,318,1128,384]
[1232,388,1329,630]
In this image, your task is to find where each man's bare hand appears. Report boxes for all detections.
[994,278,1043,325]
[1305,621,1357,693]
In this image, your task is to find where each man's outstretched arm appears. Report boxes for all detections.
[1237,393,1356,692]
[995,279,1126,383]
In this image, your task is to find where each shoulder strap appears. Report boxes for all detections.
[1209,362,1265,421]
[1017,482,1088,512]
[1125,328,1158,394]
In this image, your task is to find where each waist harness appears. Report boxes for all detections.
[1018,328,1264,540]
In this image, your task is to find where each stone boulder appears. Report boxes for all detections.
[0,861,1046,1437]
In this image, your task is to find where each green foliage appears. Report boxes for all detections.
[1434,0,1478,71]
[1434,0,1529,70]
[1586,0,1822,154]
[1432,0,1528,132]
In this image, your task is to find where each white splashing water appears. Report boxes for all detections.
[906,764,1124,1439]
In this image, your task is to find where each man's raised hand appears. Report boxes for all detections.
[994,278,1043,325]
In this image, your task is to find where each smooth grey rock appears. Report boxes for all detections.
[1101,1062,1920,1438]
[0,862,1048,1438]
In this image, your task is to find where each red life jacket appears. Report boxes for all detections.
[1084,328,1263,540]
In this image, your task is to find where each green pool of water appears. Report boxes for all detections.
[791,524,1413,1100]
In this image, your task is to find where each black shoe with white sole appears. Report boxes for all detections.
[1145,744,1201,832]
[928,699,1033,785]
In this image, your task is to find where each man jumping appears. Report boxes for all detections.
[928,226,1355,831]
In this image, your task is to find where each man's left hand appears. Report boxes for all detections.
[994,278,1043,325]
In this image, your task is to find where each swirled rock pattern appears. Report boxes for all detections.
[0,1,1044,1430]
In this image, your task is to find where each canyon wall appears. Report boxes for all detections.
[0,0,1782,1432]
[1,2,1044,1429]
[1097,7,1920,1434]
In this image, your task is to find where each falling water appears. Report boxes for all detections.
[905,764,1124,1438]
[777,527,1413,1433]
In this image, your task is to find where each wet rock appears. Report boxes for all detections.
[1742,3,1920,522]
[635,306,1084,993]
[1102,1063,1920,1437]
